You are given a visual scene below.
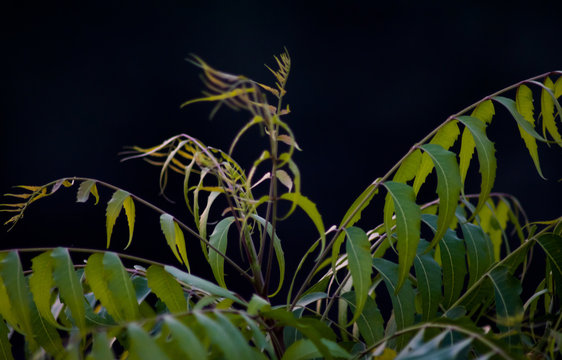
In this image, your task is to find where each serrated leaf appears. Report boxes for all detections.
[103,252,139,321]
[341,292,384,346]
[514,85,545,178]
[208,217,235,288]
[51,247,86,330]
[344,227,372,324]
[163,316,208,360]
[199,191,220,241]
[85,253,123,322]
[456,116,496,217]
[128,323,172,360]
[252,215,285,297]
[281,339,351,360]
[29,251,62,329]
[372,258,415,349]
[537,234,562,279]
[0,314,14,360]
[494,95,546,141]
[106,190,134,249]
[541,77,562,146]
[280,192,326,258]
[461,223,494,288]
[164,266,244,305]
[159,214,186,267]
[413,120,460,194]
[29,305,64,357]
[76,180,99,205]
[420,144,462,248]
[194,312,254,360]
[382,181,421,291]
[414,240,442,321]
[146,265,187,313]
[422,214,466,309]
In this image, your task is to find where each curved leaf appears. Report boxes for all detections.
[382,181,421,291]
[282,339,350,360]
[456,116,496,217]
[341,292,384,346]
[163,316,208,360]
[103,252,139,321]
[414,240,442,321]
[0,314,13,360]
[160,214,188,268]
[493,95,546,141]
[461,223,494,287]
[344,227,373,324]
[252,215,285,297]
[29,251,62,329]
[106,190,134,249]
[146,265,187,313]
[420,143,461,248]
[76,180,99,205]
[127,323,172,360]
[84,253,122,322]
[51,247,86,330]
[209,217,235,288]
[515,85,545,178]
[541,77,562,146]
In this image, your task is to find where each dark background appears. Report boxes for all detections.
[1,1,561,297]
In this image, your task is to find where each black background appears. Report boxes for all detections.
[1,1,561,297]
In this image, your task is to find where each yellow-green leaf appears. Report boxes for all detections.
[51,247,86,330]
[106,190,135,249]
[29,251,63,329]
[103,252,140,321]
[85,253,123,322]
[541,77,562,146]
[515,85,545,178]
[209,217,235,288]
[160,214,184,265]
[76,180,99,205]
[146,265,187,313]
[344,227,373,325]
[0,314,13,360]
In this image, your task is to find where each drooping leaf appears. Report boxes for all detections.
[344,227,373,324]
[0,314,14,360]
[89,332,115,360]
[461,223,494,287]
[199,191,221,241]
[163,316,208,360]
[160,214,187,267]
[146,265,187,313]
[456,116,496,217]
[420,144,462,248]
[341,292,384,347]
[76,180,99,205]
[414,240,442,321]
[514,85,545,178]
[85,253,123,322]
[281,339,351,360]
[493,95,546,141]
[372,258,415,349]
[29,304,64,357]
[29,251,62,329]
[127,323,172,360]
[382,181,421,291]
[103,252,139,321]
[105,190,135,249]
[537,234,562,286]
[51,247,86,330]
[252,215,285,297]
[279,192,326,258]
[165,266,245,305]
[413,120,460,194]
[541,77,562,146]
[208,217,235,288]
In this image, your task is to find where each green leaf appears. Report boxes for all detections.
[423,214,466,309]
[103,252,140,321]
[194,311,254,360]
[0,267,20,333]
[76,180,99,204]
[341,292,384,347]
[394,329,472,360]
[127,323,172,360]
[413,120,460,194]
[382,181,421,291]
[29,251,63,329]
[537,233,562,280]
[385,149,422,247]
[29,304,64,357]
[252,215,285,297]
[160,214,187,268]
[208,217,235,288]
[456,116,497,217]
[541,77,562,146]
[515,85,545,178]
[51,247,86,330]
[420,144,462,248]
[281,339,351,360]
[163,316,208,360]
[344,227,372,324]
[84,253,122,322]
[199,191,221,241]
[372,258,415,349]
[106,190,135,249]
[164,266,245,305]
[146,265,187,313]
[461,223,494,287]
[0,314,14,360]
[89,332,115,360]
[555,76,562,98]
[414,240,442,321]
[240,312,277,359]
[280,192,326,259]
[494,95,546,141]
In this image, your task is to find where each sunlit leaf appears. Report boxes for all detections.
[541,77,562,146]
[106,190,135,249]
[29,251,62,329]
[514,85,545,178]
[456,116,496,217]
[85,253,122,322]
[76,180,99,205]
[209,217,235,288]
[103,252,140,321]
[382,181,421,291]
[160,214,185,265]
[494,95,546,141]
[420,144,461,248]
[51,247,86,330]
[146,265,187,313]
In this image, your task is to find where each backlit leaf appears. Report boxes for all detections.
[76,180,99,205]
[29,305,64,357]
[106,190,134,249]
[515,85,545,178]
[413,120,460,194]
[160,214,184,265]
[420,144,461,248]
[29,251,62,329]
[456,116,496,217]
[382,181,421,291]
[51,247,86,330]
[344,227,373,324]
[541,77,562,146]
[208,217,235,288]
[494,95,546,141]
[146,265,187,313]
[85,253,122,322]
[103,252,139,321]
[199,191,221,241]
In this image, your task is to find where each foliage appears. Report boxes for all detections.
[1,51,562,359]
